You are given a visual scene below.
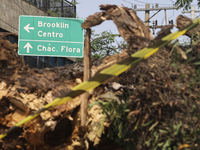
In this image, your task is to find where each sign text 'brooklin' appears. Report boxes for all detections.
[37,21,69,38]
[18,16,84,57]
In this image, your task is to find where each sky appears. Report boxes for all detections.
[76,0,199,41]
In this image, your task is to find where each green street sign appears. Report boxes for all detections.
[18,15,84,57]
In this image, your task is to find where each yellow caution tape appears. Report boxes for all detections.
[1,18,200,140]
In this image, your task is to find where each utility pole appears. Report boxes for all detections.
[191,6,195,20]
[182,6,200,20]
[133,4,178,11]
[133,4,177,26]
[165,10,167,25]
[145,4,150,26]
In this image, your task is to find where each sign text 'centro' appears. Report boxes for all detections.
[37,21,68,38]
[18,16,84,57]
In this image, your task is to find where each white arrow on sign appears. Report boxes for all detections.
[23,42,33,53]
[24,23,34,33]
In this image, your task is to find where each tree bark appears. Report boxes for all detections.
[81,29,91,126]
[82,5,154,54]
[0,38,84,149]
[176,15,200,40]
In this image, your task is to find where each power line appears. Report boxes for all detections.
[145,9,161,23]
[168,0,175,20]
[132,0,174,6]
[122,0,178,9]
[157,3,174,5]
[122,0,144,6]
[168,8,175,20]
[158,4,174,6]
[122,0,133,7]
[161,16,165,25]
[13,0,28,15]
[133,0,153,4]
[132,0,177,6]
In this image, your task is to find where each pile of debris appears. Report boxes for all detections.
[1,5,200,150]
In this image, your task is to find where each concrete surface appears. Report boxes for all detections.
[0,0,47,33]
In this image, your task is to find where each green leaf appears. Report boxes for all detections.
[90,30,123,58]
[149,121,159,131]
[142,120,154,127]
[153,146,158,150]
[144,140,151,147]
[163,138,171,148]
[192,105,196,112]
[124,109,130,112]
[98,116,106,137]
[157,142,164,147]
[173,122,182,135]
[170,40,179,55]
[155,133,159,144]
[88,101,99,110]
[170,63,177,67]
[185,48,193,54]
[165,127,170,131]
[159,129,168,134]
[197,114,200,120]
[194,61,200,65]
[185,57,193,64]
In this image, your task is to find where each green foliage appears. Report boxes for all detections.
[170,41,183,64]
[175,0,200,10]
[45,0,78,17]
[175,0,193,10]
[47,9,59,17]
[143,113,200,150]
[170,30,200,66]
[76,30,127,62]
[70,1,79,6]
[170,36,200,100]
[90,30,127,59]
[90,37,200,149]
[76,58,83,63]
[161,35,200,150]
[89,93,135,149]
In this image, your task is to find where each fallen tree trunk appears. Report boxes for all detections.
[84,5,155,76]
[82,5,153,53]
[176,15,200,40]
[0,38,85,149]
